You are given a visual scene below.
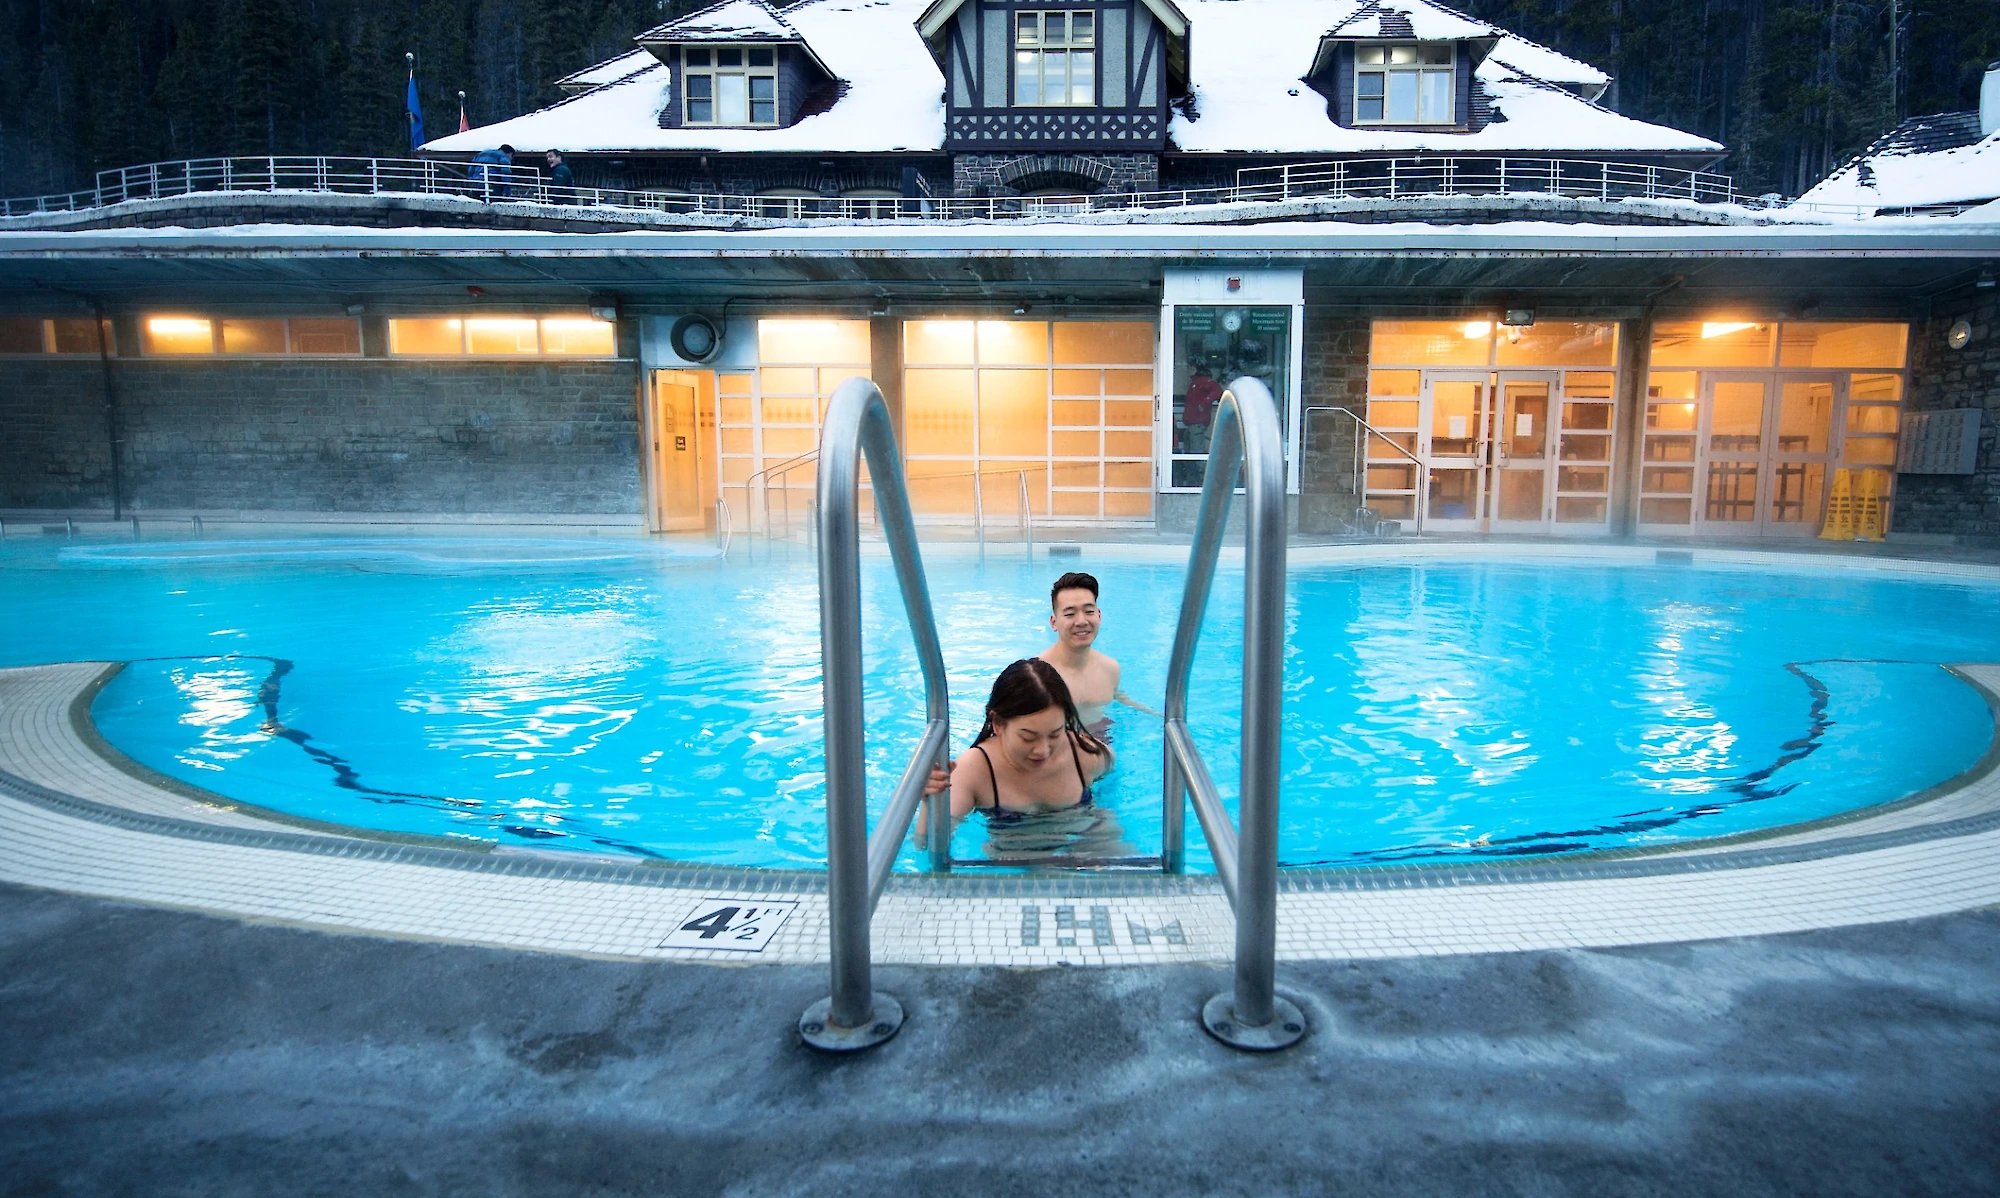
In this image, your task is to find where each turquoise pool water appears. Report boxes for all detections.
[0,536,1994,870]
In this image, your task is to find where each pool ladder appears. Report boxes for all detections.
[801,375,1303,1053]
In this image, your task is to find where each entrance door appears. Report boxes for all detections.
[1490,374,1559,533]
[1420,370,1563,533]
[1420,373,1489,532]
[648,369,717,532]
[1698,373,1837,536]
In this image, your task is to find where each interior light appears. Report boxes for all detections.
[1461,321,1492,339]
[148,318,211,334]
[1701,321,1758,338]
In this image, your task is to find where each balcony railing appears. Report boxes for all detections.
[0,152,1756,224]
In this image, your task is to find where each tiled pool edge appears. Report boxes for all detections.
[9,654,2000,965]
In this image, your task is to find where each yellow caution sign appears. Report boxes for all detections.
[1819,468,1855,541]
[1855,468,1886,543]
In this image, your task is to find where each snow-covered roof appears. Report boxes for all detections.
[426,0,1716,159]
[554,49,660,95]
[1172,0,1718,155]
[638,0,803,43]
[426,0,943,155]
[1326,0,1493,41]
[1799,113,2000,212]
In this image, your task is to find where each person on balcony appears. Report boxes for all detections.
[468,144,514,201]
[545,150,574,205]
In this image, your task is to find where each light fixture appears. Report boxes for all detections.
[669,314,721,362]
[587,295,618,322]
[1948,319,1974,351]
[1461,320,1492,339]
[466,285,486,298]
[1013,302,1032,316]
[1501,308,1535,327]
[870,299,890,317]
[343,300,366,316]
[1701,321,1758,339]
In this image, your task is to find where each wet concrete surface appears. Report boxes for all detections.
[2,882,1998,1196]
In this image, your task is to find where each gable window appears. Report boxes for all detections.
[682,46,778,125]
[1355,43,1454,124]
[1014,12,1095,106]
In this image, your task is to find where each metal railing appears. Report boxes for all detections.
[1161,376,1305,1052]
[2,152,1758,223]
[1304,405,1427,537]
[799,376,953,1053]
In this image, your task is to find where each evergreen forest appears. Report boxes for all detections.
[0,0,1995,200]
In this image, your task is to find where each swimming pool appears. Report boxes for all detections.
[1,536,1994,871]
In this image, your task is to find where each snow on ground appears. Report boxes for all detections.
[1800,132,2000,212]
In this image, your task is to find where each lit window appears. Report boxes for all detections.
[683,45,779,125]
[220,318,286,355]
[49,318,111,355]
[288,319,363,355]
[144,317,216,354]
[465,318,541,355]
[387,316,617,357]
[541,318,615,355]
[1015,12,1095,107]
[1354,43,1454,124]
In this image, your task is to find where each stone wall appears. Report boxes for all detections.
[0,348,643,517]
[1297,311,1373,534]
[1893,291,2000,541]
[951,153,1159,196]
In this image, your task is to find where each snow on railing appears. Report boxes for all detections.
[0,152,1782,223]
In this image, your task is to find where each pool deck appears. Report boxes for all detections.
[7,647,2000,969]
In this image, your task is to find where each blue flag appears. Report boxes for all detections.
[406,70,425,150]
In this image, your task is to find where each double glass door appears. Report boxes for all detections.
[1697,373,1838,535]
[1421,370,1602,534]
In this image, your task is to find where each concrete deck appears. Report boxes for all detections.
[2,881,1996,1195]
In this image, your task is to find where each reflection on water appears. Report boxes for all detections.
[2,538,1997,870]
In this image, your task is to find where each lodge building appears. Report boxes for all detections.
[2,0,1998,545]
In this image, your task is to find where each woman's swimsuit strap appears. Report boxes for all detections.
[971,736,1093,821]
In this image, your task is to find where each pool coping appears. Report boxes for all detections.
[10,541,2000,965]
[18,648,2000,899]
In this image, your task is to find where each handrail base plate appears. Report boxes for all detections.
[799,993,904,1053]
[1201,992,1306,1052]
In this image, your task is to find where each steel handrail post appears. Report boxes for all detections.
[1019,469,1032,555]
[1161,376,1303,1051]
[802,375,950,1052]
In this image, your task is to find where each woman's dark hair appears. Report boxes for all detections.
[974,659,1106,757]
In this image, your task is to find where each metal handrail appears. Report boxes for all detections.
[1304,405,1426,537]
[714,496,732,558]
[0,152,1765,223]
[1160,376,1304,1052]
[799,376,952,1053]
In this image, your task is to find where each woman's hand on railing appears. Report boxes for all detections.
[923,758,956,796]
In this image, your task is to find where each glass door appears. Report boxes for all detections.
[1490,372,1560,533]
[1697,373,1838,536]
[1420,372,1488,532]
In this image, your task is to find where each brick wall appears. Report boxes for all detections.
[1893,292,2000,541]
[952,153,1159,196]
[1297,311,1372,534]
[0,356,643,516]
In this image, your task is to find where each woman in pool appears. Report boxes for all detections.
[919,658,1129,859]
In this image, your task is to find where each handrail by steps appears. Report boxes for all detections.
[798,376,953,1053]
[1303,404,1427,536]
[1160,376,1306,1052]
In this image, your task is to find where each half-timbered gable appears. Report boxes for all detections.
[916,0,1188,154]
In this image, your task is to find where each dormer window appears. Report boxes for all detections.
[682,45,778,125]
[1014,12,1096,107]
[1354,42,1454,124]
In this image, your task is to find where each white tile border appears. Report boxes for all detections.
[7,649,2000,967]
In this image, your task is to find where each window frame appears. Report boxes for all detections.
[137,315,363,358]
[384,315,618,359]
[1352,41,1457,126]
[0,317,115,356]
[1012,11,1098,108]
[680,44,780,126]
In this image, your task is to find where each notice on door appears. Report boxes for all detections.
[1448,415,1469,439]
[1516,413,1534,437]
[659,897,799,952]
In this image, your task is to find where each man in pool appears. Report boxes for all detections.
[1037,571,1156,737]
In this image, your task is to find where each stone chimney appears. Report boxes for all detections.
[1984,61,2000,138]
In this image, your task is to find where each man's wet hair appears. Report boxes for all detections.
[1050,571,1100,609]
